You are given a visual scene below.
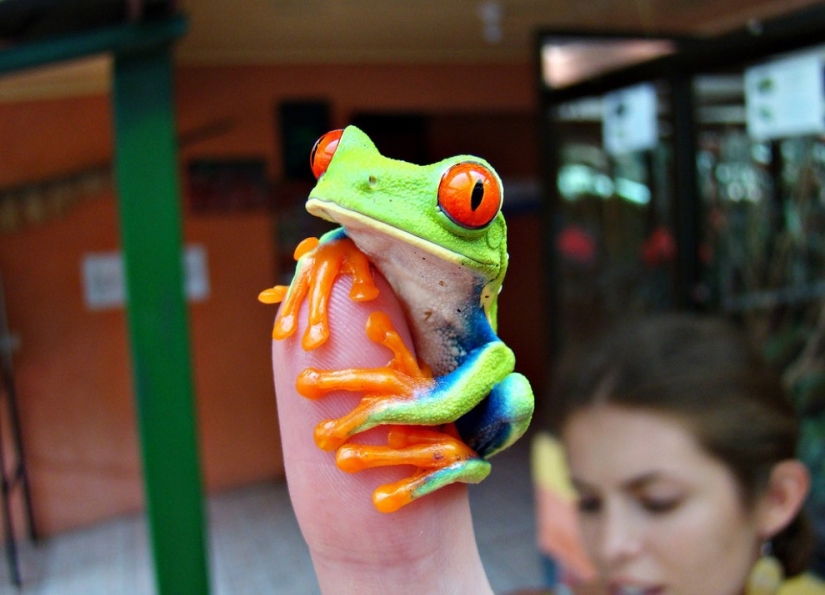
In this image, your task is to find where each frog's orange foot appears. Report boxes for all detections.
[257,235,380,350]
[335,427,490,512]
[335,426,477,472]
[313,395,390,451]
[296,312,434,450]
[258,285,288,304]
[294,311,431,402]
[330,429,485,512]
[296,367,424,401]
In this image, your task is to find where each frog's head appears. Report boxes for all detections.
[305,126,507,299]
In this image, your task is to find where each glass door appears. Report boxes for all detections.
[550,82,678,349]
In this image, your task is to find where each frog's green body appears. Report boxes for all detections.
[264,126,534,511]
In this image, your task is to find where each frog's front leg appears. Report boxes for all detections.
[258,231,379,350]
[298,311,517,452]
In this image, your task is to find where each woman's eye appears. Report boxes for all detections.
[640,497,681,513]
[577,494,602,514]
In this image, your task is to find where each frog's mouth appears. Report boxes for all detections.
[307,198,496,271]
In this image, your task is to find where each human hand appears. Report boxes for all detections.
[271,271,494,595]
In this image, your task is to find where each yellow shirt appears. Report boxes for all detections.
[531,432,596,582]
[779,573,825,595]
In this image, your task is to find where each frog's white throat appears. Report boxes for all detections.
[307,198,488,375]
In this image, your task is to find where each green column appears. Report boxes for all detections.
[112,45,210,595]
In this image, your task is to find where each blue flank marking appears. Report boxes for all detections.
[398,307,499,412]
[462,304,499,348]
[384,306,518,444]
[454,380,516,458]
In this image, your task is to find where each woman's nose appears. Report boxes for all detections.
[597,505,642,565]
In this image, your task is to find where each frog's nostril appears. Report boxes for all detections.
[368,175,377,186]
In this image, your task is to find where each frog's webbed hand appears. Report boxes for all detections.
[258,234,379,350]
[296,310,434,449]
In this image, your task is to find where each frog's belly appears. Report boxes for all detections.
[349,231,484,376]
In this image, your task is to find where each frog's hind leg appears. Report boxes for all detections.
[455,372,534,459]
[372,459,491,513]
[335,426,491,513]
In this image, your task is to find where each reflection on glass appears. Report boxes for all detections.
[696,76,825,333]
[541,38,676,89]
[553,87,675,348]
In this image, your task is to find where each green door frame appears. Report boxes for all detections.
[0,17,211,595]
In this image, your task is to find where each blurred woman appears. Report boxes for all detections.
[551,314,823,595]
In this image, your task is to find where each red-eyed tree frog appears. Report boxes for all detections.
[260,126,534,512]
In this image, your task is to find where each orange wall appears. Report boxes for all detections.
[0,94,113,187]
[0,189,280,535]
[175,63,536,168]
[0,61,539,535]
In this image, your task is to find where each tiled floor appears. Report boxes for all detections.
[1,439,543,594]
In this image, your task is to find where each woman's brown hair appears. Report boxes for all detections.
[549,313,812,576]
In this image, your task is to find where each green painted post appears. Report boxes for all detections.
[112,44,210,595]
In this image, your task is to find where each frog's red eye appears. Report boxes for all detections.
[437,162,502,229]
[310,129,344,179]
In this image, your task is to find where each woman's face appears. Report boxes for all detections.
[562,404,761,595]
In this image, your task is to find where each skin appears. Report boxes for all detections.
[272,271,495,595]
[562,404,786,595]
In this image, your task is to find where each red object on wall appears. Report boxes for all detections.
[641,225,676,267]
[557,225,597,265]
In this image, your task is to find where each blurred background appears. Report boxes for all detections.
[2,0,825,593]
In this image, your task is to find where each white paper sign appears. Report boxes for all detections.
[82,252,124,309]
[82,245,210,310]
[602,83,659,156]
[183,245,210,302]
[745,53,825,140]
